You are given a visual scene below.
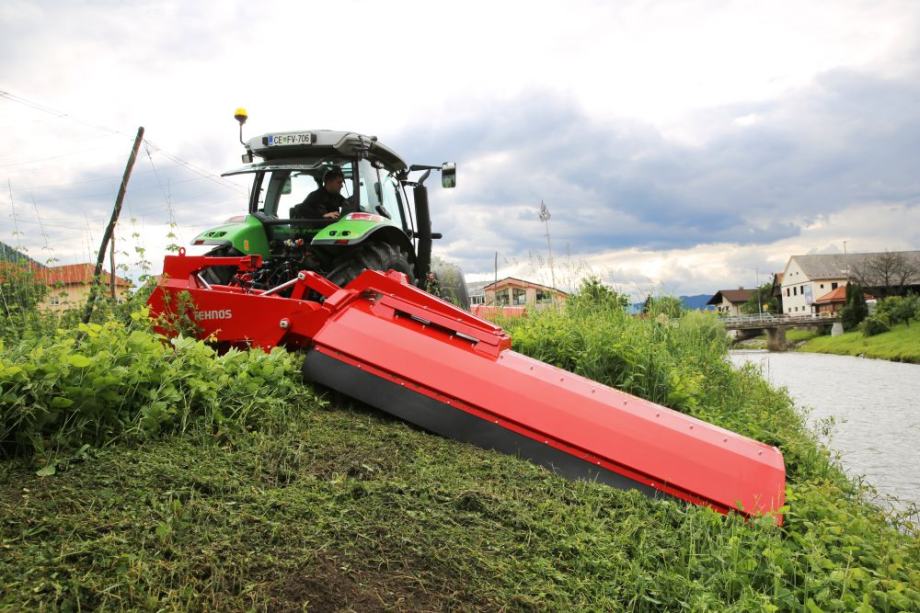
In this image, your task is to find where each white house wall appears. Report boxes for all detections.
[781,258,846,315]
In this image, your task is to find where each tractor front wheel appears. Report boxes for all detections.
[327,242,415,288]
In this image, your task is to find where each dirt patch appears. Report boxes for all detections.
[264,554,448,612]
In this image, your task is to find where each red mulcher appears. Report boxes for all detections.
[149,250,786,524]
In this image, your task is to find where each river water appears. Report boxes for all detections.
[729,350,920,511]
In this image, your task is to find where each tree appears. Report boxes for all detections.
[569,277,629,312]
[642,295,683,319]
[741,282,778,315]
[849,251,920,297]
[840,282,868,330]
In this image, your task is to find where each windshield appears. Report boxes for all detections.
[241,158,412,234]
[253,160,356,218]
[357,159,409,231]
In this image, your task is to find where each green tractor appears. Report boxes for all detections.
[192,111,467,306]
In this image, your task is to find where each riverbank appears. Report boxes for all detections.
[2,303,919,609]
[798,321,920,363]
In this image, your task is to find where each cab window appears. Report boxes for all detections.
[378,171,408,231]
[357,159,381,212]
[257,161,355,218]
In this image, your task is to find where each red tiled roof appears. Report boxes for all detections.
[35,264,132,287]
[814,285,873,304]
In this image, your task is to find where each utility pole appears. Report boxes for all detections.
[539,200,556,303]
[82,126,144,324]
[756,268,762,317]
[493,251,498,306]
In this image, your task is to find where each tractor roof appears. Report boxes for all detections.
[243,129,407,171]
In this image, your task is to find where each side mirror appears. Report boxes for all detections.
[441,162,457,189]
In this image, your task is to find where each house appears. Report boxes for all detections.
[706,289,753,316]
[780,251,920,316]
[36,264,132,311]
[466,281,490,307]
[468,277,567,320]
[483,277,567,308]
[812,285,875,316]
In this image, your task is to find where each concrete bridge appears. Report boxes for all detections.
[720,313,840,351]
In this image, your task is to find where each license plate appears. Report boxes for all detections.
[265,132,313,146]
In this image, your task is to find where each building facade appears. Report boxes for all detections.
[706,289,753,316]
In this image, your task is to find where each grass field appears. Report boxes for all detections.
[2,295,919,610]
[798,322,920,363]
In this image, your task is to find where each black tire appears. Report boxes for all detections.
[430,260,471,310]
[326,241,415,288]
[200,245,243,285]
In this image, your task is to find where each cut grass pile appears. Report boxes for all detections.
[1,302,919,610]
[798,322,920,363]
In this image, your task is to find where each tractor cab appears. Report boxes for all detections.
[192,124,456,292]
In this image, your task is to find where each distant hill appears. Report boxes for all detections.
[680,294,713,310]
[0,241,44,268]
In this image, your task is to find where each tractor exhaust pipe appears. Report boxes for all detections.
[413,183,432,281]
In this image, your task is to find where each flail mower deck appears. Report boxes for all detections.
[149,251,786,524]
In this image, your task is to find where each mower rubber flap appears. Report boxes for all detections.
[149,252,786,523]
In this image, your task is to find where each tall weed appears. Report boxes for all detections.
[0,314,311,466]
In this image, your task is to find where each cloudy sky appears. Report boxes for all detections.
[2,0,919,298]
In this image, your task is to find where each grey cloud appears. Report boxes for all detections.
[395,66,920,276]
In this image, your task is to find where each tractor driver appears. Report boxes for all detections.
[292,166,346,220]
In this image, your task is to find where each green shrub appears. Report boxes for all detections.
[874,294,919,327]
[862,314,891,336]
[0,314,309,464]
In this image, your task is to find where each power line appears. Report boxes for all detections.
[0,89,127,137]
[0,89,246,194]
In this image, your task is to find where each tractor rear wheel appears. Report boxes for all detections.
[327,241,415,288]
[200,245,243,285]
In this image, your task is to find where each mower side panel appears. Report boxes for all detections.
[304,295,785,521]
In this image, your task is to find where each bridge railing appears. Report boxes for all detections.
[719,313,839,328]
[720,313,786,326]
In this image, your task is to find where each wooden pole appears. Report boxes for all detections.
[109,232,116,299]
[82,126,144,324]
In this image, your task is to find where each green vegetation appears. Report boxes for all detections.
[862,294,920,338]
[798,295,920,362]
[785,328,823,343]
[799,321,920,363]
[841,283,869,331]
[741,281,779,315]
[1,278,919,610]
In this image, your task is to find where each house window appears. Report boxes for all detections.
[793,287,797,296]
[512,288,527,306]
[831,282,838,290]
[786,288,790,297]
[535,289,552,304]
[471,295,485,305]
[820,284,824,289]
[496,291,510,306]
